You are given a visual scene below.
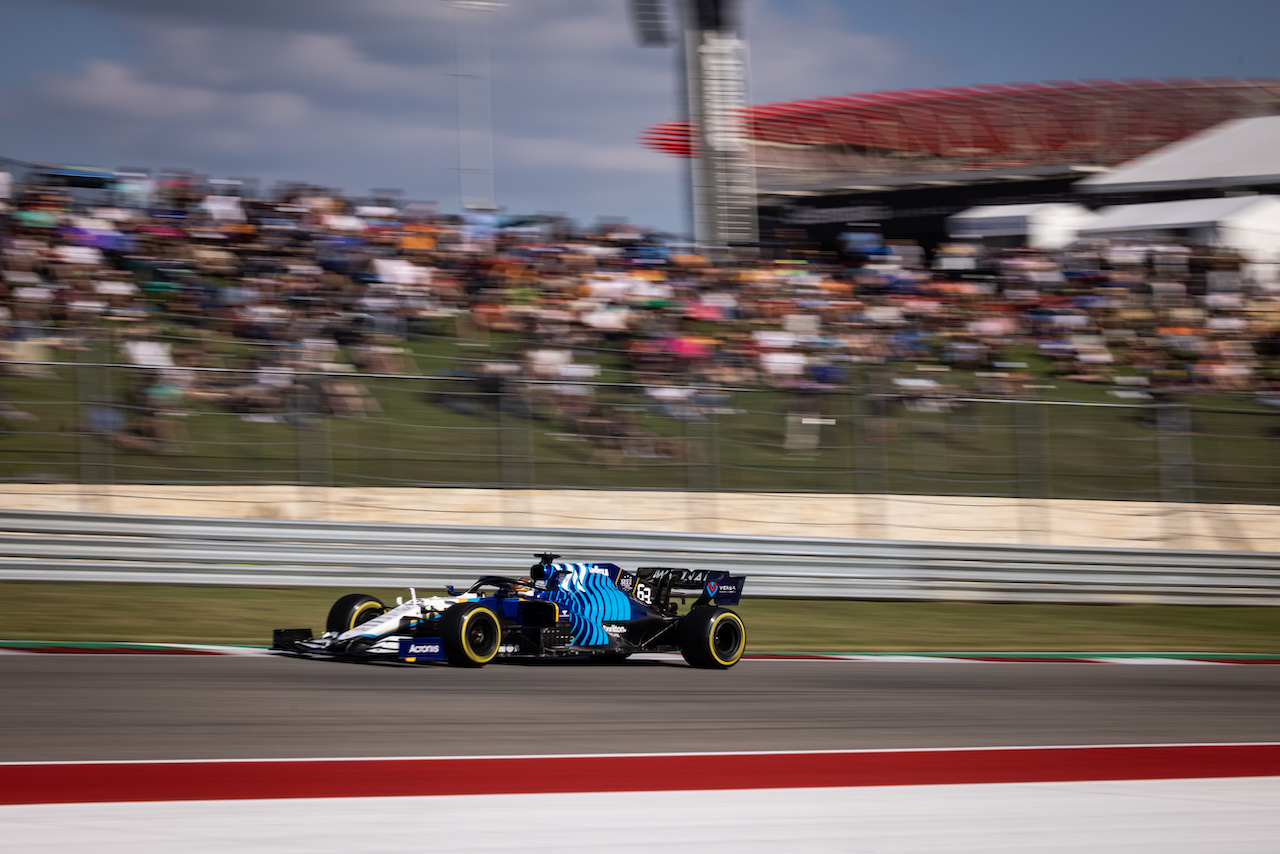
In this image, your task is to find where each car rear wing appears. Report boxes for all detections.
[624,567,746,608]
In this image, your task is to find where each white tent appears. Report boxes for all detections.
[1078,195,1280,261]
[355,206,399,218]
[1077,116,1280,194]
[321,215,367,232]
[947,203,1096,249]
[1080,195,1280,285]
[200,195,245,222]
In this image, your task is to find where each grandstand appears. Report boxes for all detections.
[640,78,1280,248]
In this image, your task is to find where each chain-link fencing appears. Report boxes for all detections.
[3,360,1277,511]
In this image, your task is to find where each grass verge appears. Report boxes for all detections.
[2,582,1277,652]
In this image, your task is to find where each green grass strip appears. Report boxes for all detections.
[0,640,264,650]
[2,582,1276,652]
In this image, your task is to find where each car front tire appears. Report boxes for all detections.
[440,603,502,667]
[326,594,386,634]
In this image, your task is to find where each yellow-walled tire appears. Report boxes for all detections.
[679,607,746,669]
[326,594,386,634]
[440,603,502,667]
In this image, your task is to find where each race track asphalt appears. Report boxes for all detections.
[2,655,1278,762]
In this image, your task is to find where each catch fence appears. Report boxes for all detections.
[3,360,1277,504]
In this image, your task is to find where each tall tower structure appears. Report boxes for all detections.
[631,0,758,256]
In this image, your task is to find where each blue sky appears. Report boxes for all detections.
[1,0,1278,231]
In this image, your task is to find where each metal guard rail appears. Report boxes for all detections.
[1,510,1277,606]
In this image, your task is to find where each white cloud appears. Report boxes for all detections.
[128,22,446,102]
[746,1,919,103]
[20,60,311,142]
[507,136,672,173]
[0,0,926,227]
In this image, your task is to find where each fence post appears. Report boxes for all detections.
[705,406,720,532]
[1156,402,1197,548]
[681,405,717,532]
[847,383,860,537]
[498,381,534,527]
[703,403,720,493]
[854,366,889,539]
[78,330,119,504]
[293,377,331,518]
[1014,397,1051,544]
[75,330,114,509]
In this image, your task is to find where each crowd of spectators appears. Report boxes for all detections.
[3,176,1280,458]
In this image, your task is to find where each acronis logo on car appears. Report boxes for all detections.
[407,642,441,655]
[398,639,445,660]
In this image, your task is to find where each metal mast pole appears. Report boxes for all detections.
[448,1,504,213]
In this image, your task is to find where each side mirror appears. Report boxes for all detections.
[446,585,456,596]
[532,552,560,578]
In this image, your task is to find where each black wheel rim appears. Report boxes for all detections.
[467,614,499,656]
[712,618,741,658]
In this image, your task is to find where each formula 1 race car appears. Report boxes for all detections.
[272,553,747,669]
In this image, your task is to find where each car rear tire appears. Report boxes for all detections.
[679,607,746,669]
[326,594,386,634]
[440,603,502,667]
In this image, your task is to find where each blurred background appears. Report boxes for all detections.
[1,0,1280,572]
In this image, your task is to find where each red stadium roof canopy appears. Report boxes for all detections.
[640,78,1280,184]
